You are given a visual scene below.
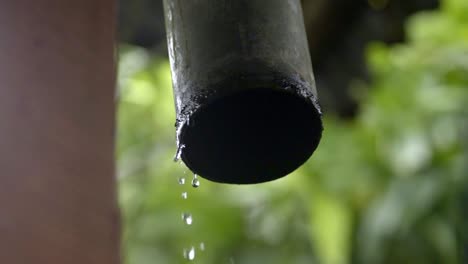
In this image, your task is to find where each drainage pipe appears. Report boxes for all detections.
[163,0,323,184]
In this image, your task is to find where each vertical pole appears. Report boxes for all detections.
[0,1,120,263]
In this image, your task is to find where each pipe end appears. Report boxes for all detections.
[180,86,322,184]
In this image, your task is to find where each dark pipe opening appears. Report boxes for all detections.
[181,88,322,184]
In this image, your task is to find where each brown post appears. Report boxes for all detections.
[0,1,120,263]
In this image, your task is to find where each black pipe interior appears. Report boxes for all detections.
[181,88,322,184]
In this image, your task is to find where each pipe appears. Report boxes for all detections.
[163,0,323,184]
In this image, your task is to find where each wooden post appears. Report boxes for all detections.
[0,1,120,263]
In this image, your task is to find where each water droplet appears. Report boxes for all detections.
[168,9,172,21]
[229,257,235,264]
[181,192,188,199]
[178,177,185,185]
[199,242,205,251]
[182,213,193,225]
[184,247,196,260]
[174,144,186,162]
[188,247,196,260]
[191,174,200,188]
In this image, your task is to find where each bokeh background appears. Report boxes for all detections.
[117,0,468,263]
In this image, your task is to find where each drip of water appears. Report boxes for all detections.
[177,161,202,260]
[184,247,196,261]
[178,177,186,185]
[174,144,186,162]
[188,247,195,260]
[182,213,193,225]
[191,174,200,188]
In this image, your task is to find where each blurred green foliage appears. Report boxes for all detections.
[117,0,468,263]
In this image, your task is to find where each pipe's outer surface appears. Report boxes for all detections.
[163,0,323,184]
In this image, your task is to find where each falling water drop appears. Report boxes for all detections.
[181,192,188,199]
[199,242,205,251]
[182,213,193,225]
[178,177,186,185]
[188,247,196,260]
[184,246,196,261]
[191,174,200,188]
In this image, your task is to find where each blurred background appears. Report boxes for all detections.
[117,0,468,263]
